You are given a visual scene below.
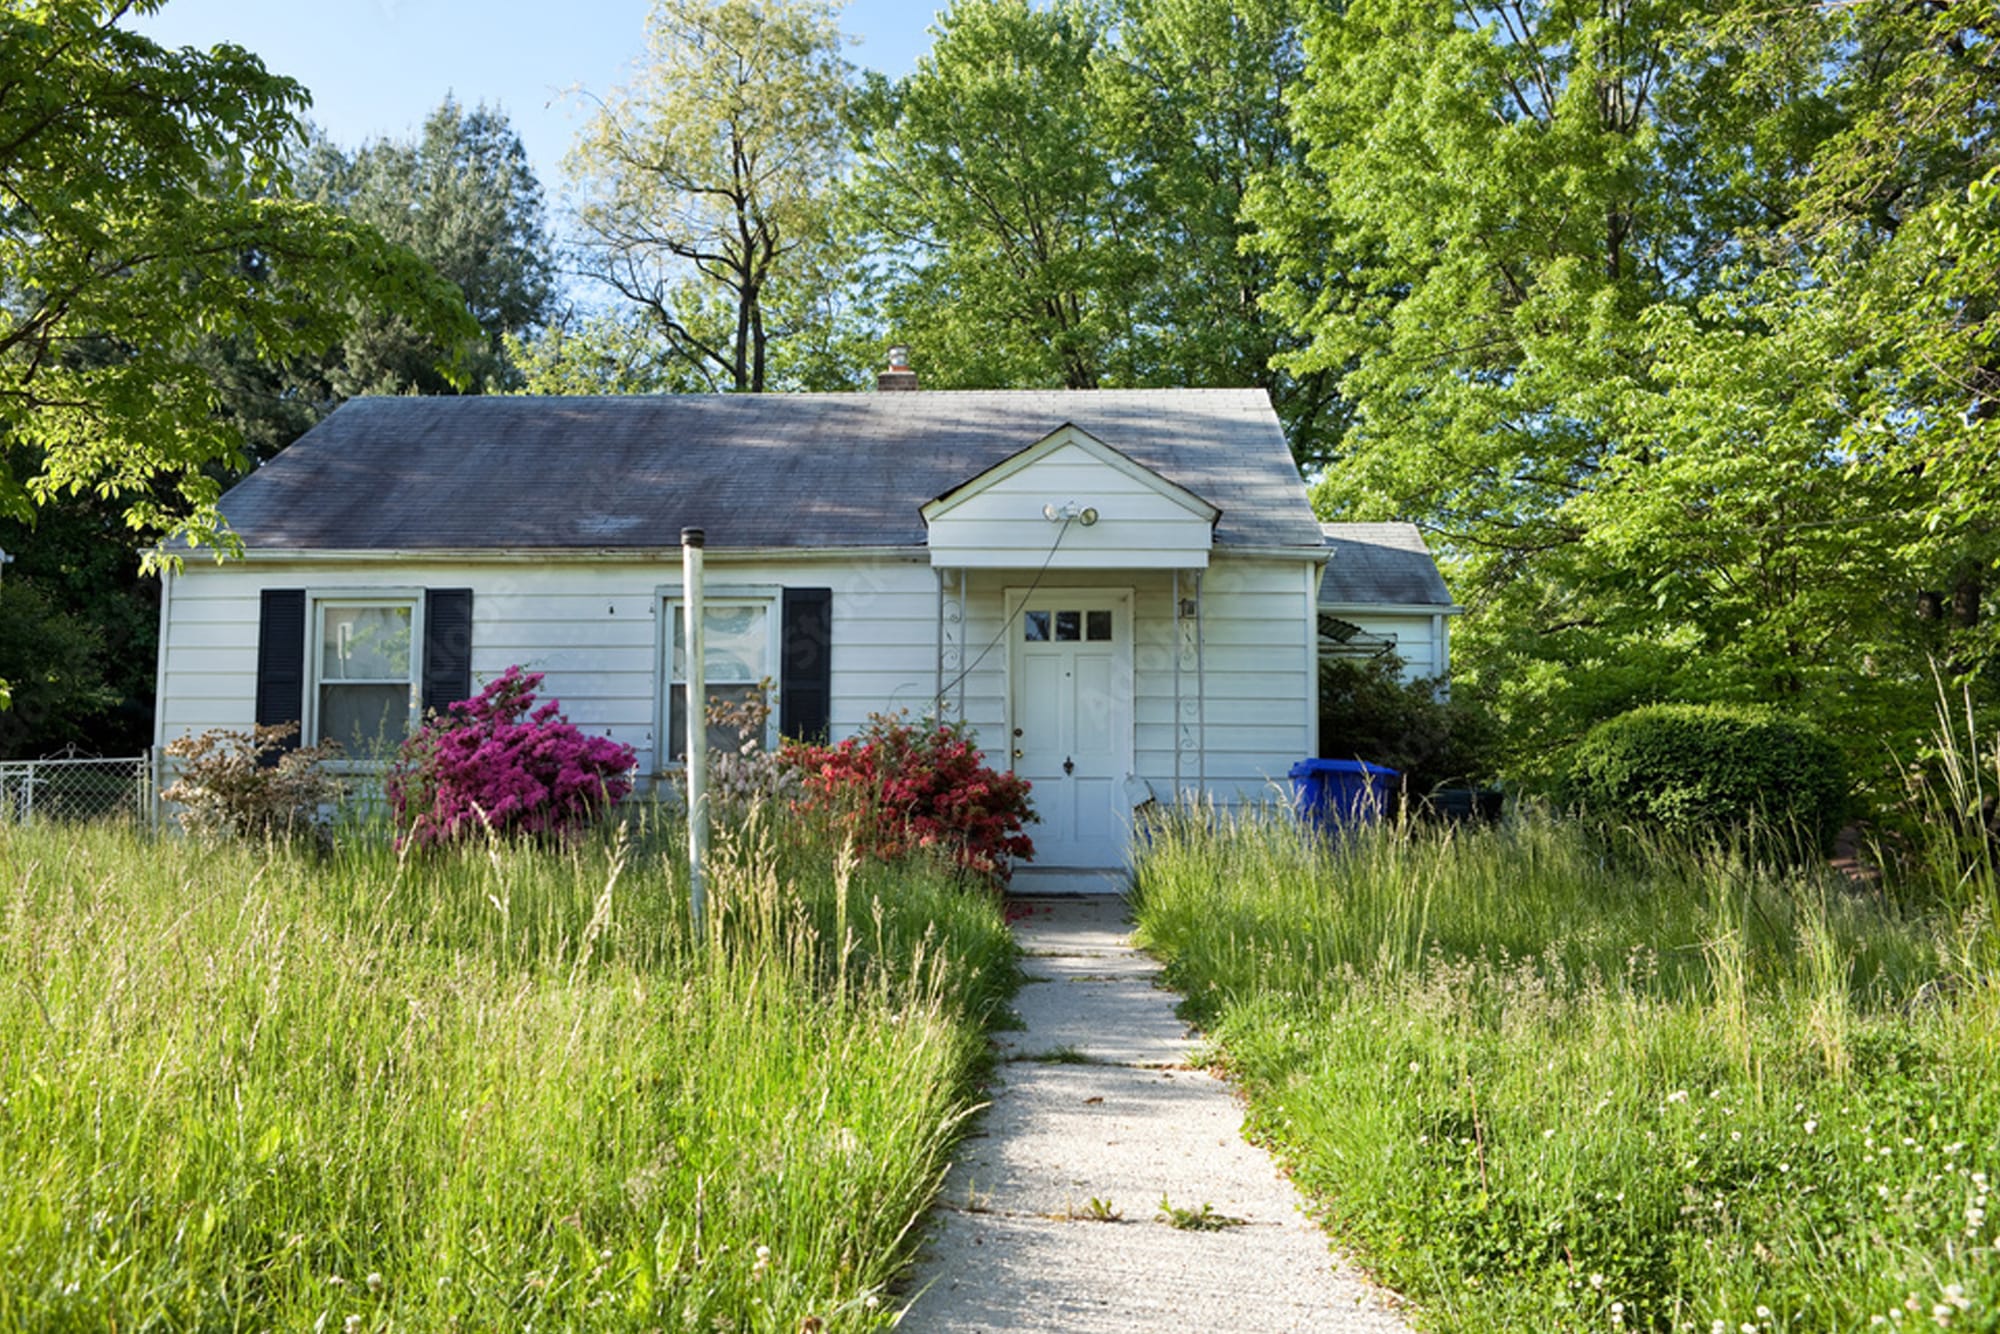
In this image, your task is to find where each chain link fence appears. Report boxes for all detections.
[0,753,156,827]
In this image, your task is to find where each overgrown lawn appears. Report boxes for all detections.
[1133,807,1998,1333]
[0,810,1013,1331]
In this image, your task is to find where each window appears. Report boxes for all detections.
[313,598,419,758]
[666,597,776,761]
[1023,607,1115,643]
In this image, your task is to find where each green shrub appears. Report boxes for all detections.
[1561,702,1848,849]
[1318,653,1499,793]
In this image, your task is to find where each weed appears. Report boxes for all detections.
[1157,1196,1244,1231]
[1061,1196,1123,1223]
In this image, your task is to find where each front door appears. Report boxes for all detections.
[1008,590,1132,867]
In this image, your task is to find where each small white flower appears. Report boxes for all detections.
[365,1273,383,1295]
[1804,1120,1817,1135]
[1590,1273,1605,1290]
[344,1318,363,1334]
[1667,1089,1689,1104]
[864,1294,881,1310]
[1544,1128,1557,1139]
[1757,1307,1772,1320]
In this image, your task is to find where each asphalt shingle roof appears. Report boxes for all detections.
[217,389,1322,552]
[1319,523,1456,608]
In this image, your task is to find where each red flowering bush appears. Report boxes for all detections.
[782,712,1035,884]
[387,665,637,847]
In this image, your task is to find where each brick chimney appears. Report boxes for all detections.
[877,344,918,392]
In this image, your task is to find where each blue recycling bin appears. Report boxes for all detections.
[1289,758,1400,829]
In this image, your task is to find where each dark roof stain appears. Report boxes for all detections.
[1319,523,1456,607]
[217,389,1322,552]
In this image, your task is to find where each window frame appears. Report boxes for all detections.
[305,588,425,767]
[657,584,781,771]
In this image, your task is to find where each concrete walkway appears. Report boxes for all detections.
[897,896,1410,1332]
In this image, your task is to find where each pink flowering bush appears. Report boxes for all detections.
[387,665,637,847]
[782,712,1035,885]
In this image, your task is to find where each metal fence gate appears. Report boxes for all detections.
[0,753,155,827]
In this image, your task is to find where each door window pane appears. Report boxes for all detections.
[1023,610,1050,642]
[1086,610,1112,641]
[1055,610,1080,641]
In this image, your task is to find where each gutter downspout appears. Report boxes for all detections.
[1195,570,1207,798]
[1172,569,1183,799]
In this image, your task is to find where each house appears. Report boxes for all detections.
[154,379,1445,872]
[1318,523,1460,683]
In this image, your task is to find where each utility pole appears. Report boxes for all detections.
[682,527,708,938]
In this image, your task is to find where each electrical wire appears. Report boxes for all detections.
[930,513,1075,716]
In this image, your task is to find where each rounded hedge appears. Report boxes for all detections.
[1561,703,1849,849]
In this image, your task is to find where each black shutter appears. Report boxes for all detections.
[255,589,307,760]
[779,587,832,743]
[422,588,475,718]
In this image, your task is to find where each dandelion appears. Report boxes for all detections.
[864,1295,881,1310]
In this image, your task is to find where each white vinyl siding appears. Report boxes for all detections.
[157,550,1321,821]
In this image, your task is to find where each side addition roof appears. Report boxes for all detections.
[1318,522,1458,610]
[216,389,1322,553]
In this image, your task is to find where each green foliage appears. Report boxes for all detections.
[1319,653,1499,792]
[1561,703,1849,851]
[0,577,115,758]
[848,0,1342,463]
[568,0,853,392]
[296,97,558,398]
[0,0,474,553]
[1132,808,1995,1332]
[848,0,1138,392]
[1255,0,2000,792]
[0,813,1015,1329]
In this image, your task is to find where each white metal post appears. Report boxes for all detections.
[682,528,708,936]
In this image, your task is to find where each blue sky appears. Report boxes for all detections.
[131,1,940,198]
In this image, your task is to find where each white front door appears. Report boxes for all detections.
[1008,590,1133,868]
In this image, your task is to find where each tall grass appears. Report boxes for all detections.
[1134,773,1998,1330]
[0,807,1013,1331]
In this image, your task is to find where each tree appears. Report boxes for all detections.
[849,0,1345,464]
[0,0,473,554]
[306,98,558,396]
[1097,0,1349,466]
[568,0,852,393]
[848,0,1141,391]
[1255,0,1998,791]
